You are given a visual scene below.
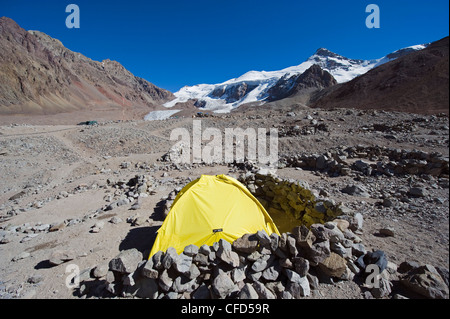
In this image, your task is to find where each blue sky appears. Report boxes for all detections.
[2,0,449,92]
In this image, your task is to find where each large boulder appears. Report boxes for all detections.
[217,239,240,267]
[124,277,159,299]
[253,281,276,299]
[285,269,311,297]
[162,247,178,269]
[233,233,259,253]
[318,252,347,278]
[158,269,173,292]
[341,184,370,198]
[212,273,237,299]
[292,225,316,249]
[173,253,193,274]
[401,265,449,299]
[238,283,259,299]
[306,240,331,265]
[109,249,143,274]
[48,250,75,266]
[141,260,159,279]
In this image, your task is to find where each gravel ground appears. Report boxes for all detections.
[0,107,448,299]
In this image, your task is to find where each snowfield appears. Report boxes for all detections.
[144,109,181,121]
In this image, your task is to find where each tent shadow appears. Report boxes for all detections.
[118,225,160,259]
[72,225,161,299]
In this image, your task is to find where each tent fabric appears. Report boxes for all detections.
[150,174,280,257]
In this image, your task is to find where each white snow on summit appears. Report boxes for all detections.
[159,43,429,114]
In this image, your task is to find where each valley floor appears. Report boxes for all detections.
[0,106,448,299]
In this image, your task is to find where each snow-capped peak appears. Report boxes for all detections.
[161,43,428,113]
[314,47,343,58]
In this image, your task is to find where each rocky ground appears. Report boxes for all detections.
[0,106,448,299]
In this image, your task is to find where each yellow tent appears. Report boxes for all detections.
[149,174,280,257]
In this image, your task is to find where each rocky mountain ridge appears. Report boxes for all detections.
[311,36,449,114]
[0,17,174,115]
[267,64,337,102]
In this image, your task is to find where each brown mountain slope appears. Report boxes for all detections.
[0,17,174,116]
[310,36,449,115]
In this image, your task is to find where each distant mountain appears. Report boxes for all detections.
[164,43,429,113]
[0,17,174,115]
[310,36,449,115]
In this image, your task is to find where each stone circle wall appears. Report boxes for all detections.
[91,219,375,299]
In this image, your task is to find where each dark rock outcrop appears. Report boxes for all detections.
[267,64,337,101]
